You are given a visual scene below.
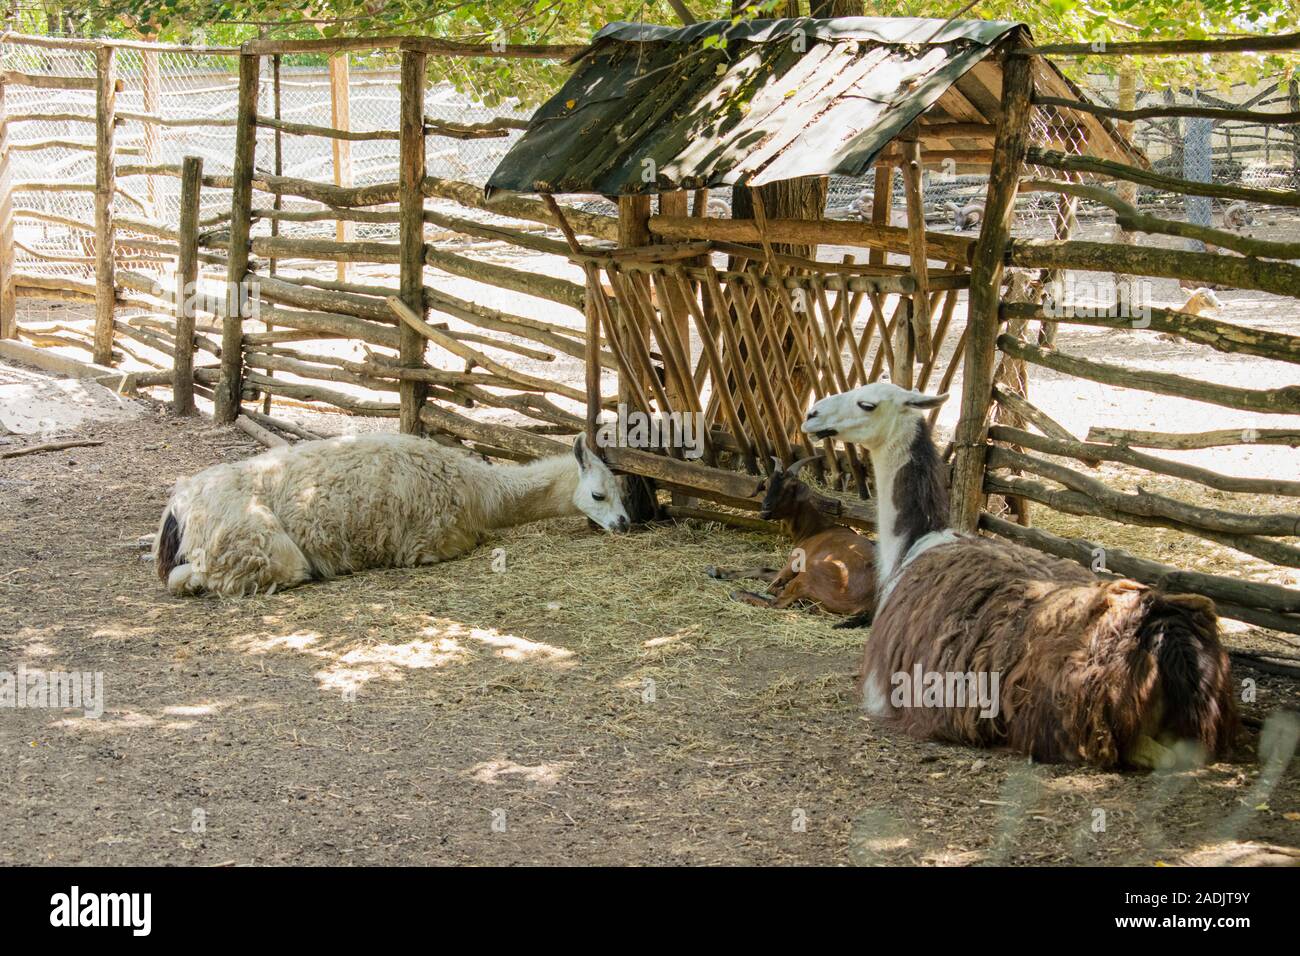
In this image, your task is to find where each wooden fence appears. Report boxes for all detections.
[1,29,1298,638]
[971,37,1300,636]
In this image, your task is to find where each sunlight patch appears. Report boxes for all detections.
[162,702,223,717]
[51,710,156,733]
[469,758,566,787]
[238,631,321,654]
[855,835,910,853]
[642,627,699,656]
[425,618,575,666]
[1043,774,1113,794]
[336,638,463,670]
[463,629,575,665]
[1218,617,1251,636]
[314,638,466,696]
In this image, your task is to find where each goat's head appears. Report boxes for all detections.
[1182,287,1224,316]
[951,202,984,231]
[572,434,631,533]
[1224,202,1254,230]
[757,455,819,521]
[802,382,948,451]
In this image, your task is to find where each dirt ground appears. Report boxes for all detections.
[4,206,1300,865]
[2,393,1299,866]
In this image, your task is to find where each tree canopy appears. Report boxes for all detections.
[35,0,1300,102]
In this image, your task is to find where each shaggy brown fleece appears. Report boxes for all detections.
[861,536,1237,769]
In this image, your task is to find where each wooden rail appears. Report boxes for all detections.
[1033,93,1300,126]
[1012,31,1300,57]
[239,35,585,58]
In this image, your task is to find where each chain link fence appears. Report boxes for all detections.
[0,38,535,292]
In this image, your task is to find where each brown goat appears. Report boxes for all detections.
[707,456,877,622]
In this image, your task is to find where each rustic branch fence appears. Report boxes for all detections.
[1,26,1297,638]
[970,36,1300,635]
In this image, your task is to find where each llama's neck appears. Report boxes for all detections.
[870,415,950,586]
[477,453,580,529]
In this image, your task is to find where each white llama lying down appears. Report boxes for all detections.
[154,432,629,597]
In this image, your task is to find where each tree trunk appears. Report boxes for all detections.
[731,176,828,258]
[810,0,863,14]
[729,0,836,258]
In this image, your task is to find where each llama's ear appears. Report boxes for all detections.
[573,434,588,469]
[905,391,949,409]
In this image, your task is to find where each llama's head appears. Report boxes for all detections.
[757,455,819,521]
[802,382,948,451]
[572,434,631,533]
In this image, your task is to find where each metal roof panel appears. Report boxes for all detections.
[486,17,1141,197]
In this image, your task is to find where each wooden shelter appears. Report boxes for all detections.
[486,16,1144,516]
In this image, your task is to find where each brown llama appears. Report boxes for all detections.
[801,382,1237,770]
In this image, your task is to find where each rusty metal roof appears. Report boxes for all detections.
[486,17,1140,197]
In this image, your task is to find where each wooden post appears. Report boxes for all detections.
[1037,192,1077,347]
[92,44,116,366]
[900,137,932,365]
[616,194,660,518]
[868,162,892,268]
[867,162,894,385]
[329,53,352,282]
[948,41,1034,533]
[657,191,691,413]
[891,301,915,389]
[0,78,15,340]
[398,49,428,435]
[619,195,652,247]
[1114,67,1138,315]
[617,195,653,408]
[214,53,260,424]
[141,49,161,219]
[269,55,283,277]
[264,54,283,415]
[657,189,699,496]
[173,156,202,415]
[584,270,602,440]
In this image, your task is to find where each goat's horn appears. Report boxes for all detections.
[787,455,820,478]
[770,456,783,474]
